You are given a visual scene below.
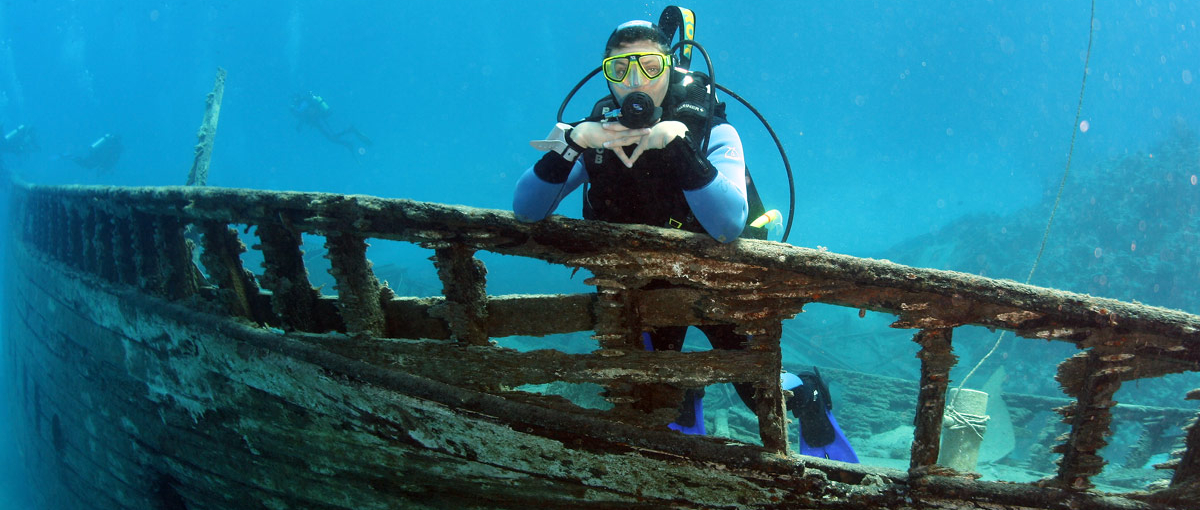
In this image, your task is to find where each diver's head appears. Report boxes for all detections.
[603,20,673,110]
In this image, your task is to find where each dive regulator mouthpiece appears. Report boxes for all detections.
[618,92,662,129]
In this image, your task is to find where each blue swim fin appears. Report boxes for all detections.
[783,368,859,463]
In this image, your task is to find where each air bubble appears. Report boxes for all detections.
[1079,120,1090,132]
[1094,247,1103,258]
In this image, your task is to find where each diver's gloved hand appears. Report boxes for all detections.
[621,120,688,168]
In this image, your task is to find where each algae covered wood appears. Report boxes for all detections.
[185,67,225,187]
[6,240,1177,510]
[7,181,1200,509]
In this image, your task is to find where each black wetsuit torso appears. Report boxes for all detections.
[581,71,726,234]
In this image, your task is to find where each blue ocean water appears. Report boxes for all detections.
[1,0,1198,505]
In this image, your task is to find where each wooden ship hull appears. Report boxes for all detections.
[4,182,1200,509]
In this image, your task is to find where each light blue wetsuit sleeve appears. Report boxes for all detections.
[512,158,587,222]
[684,123,749,243]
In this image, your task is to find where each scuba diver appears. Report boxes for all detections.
[69,133,123,172]
[513,15,755,435]
[1,124,39,178]
[2,124,39,154]
[290,91,373,155]
[512,8,857,463]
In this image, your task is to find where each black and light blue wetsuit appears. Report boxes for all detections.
[513,111,749,243]
[512,80,758,434]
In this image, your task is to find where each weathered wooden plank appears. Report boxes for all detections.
[158,215,200,300]
[198,222,261,320]
[76,205,95,274]
[93,208,117,282]
[131,211,165,295]
[111,208,137,286]
[747,321,788,454]
[51,198,68,261]
[296,333,776,389]
[15,307,377,509]
[24,184,1200,358]
[380,293,594,340]
[1168,389,1200,491]
[255,221,321,332]
[324,232,384,335]
[1052,348,1125,489]
[909,328,956,474]
[480,293,596,338]
[185,67,225,187]
[4,247,835,508]
[431,245,489,345]
[10,249,442,509]
[589,282,666,428]
[11,182,1200,509]
[9,308,161,510]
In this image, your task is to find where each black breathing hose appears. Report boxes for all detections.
[552,40,797,243]
[714,83,796,244]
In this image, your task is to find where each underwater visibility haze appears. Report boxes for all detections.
[2,0,1199,504]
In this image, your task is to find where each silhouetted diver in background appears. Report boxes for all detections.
[69,133,123,172]
[290,91,373,154]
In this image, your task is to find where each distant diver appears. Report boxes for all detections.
[69,133,123,172]
[1,123,39,155]
[2,124,39,179]
[290,91,373,155]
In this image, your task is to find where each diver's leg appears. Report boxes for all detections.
[700,323,758,409]
[317,121,355,150]
[333,126,373,147]
[644,326,706,433]
[645,326,686,352]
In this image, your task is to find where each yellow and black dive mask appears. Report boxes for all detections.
[602,52,672,84]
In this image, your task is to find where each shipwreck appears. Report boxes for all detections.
[4,67,1200,510]
[3,174,1199,509]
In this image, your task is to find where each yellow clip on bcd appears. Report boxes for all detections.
[750,209,782,229]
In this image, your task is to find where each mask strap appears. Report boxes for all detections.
[658,6,696,70]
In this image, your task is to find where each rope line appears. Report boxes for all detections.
[952,0,1096,403]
